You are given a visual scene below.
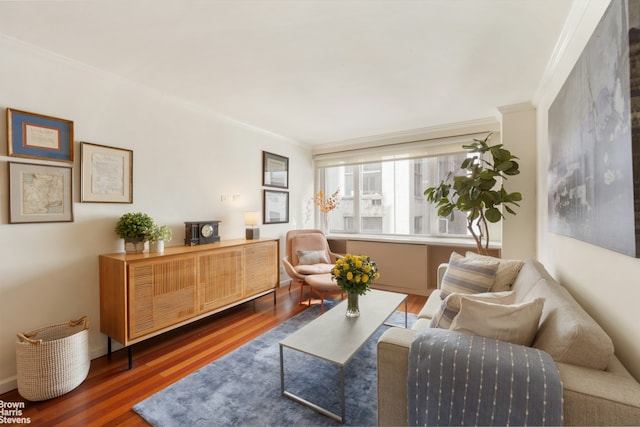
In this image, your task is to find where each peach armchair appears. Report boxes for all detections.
[282,229,342,304]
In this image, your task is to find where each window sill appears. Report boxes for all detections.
[325,233,501,249]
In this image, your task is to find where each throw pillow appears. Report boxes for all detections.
[430,291,515,329]
[450,297,544,346]
[296,250,330,265]
[440,252,499,299]
[465,251,524,292]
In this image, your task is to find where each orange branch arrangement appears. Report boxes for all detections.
[313,189,341,213]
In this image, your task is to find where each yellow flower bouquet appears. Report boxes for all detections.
[332,253,380,294]
[332,254,380,317]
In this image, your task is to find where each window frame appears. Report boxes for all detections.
[312,130,502,241]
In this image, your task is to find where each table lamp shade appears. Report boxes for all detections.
[244,211,259,226]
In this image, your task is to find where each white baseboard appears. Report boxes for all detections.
[0,375,17,395]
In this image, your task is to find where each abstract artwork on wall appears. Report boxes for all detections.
[548,0,640,257]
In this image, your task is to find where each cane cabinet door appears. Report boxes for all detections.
[128,256,197,339]
[244,241,278,296]
[198,247,244,313]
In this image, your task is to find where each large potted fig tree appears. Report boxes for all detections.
[424,133,522,255]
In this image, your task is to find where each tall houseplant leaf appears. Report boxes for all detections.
[424,133,522,254]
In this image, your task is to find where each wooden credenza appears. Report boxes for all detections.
[99,238,279,366]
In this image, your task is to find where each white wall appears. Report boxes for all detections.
[0,36,314,393]
[536,0,640,380]
[499,103,537,260]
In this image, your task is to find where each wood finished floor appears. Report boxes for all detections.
[1,286,427,427]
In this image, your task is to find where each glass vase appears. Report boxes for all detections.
[321,212,330,234]
[346,292,360,318]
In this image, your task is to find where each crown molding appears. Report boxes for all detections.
[0,34,304,147]
[312,117,499,155]
[532,0,591,106]
[498,102,535,115]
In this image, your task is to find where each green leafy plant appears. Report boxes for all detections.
[147,224,172,243]
[114,212,154,241]
[424,133,522,255]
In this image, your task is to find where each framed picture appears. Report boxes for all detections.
[263,190,289,224]
[262,151,288,188]
[9,162,74,223]
[80,142,133,203]
[7,108,74,163]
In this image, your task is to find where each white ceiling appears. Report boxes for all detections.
[0,0,575,147]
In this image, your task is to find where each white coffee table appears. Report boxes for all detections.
[279,289,408,423]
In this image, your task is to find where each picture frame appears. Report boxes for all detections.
[262,151,288,188]
[7,108,74,163]
[548,0,640,257]
[9,162,74,223]
[263,190,289,224]
[80,142,133,203]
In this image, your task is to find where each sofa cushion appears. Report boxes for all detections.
[430,291,515,329]
[440,252,498,299]
[526,279,614,370]
[511,259,554,303]
[416,289,444,321]
[413,317,433,330]
[450,297,544,346]
[465,252,524,292]
[296,249,330,265]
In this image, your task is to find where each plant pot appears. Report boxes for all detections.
[124,239,145,254]
[149,240,165,254]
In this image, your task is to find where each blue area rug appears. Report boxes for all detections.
[133,300,415,426]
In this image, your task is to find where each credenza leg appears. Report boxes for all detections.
[107,337,112,356]
[273,289,277,305]
[128,346,133,370]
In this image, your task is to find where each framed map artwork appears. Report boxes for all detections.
[80,142,133,203]
[9,162,74,223]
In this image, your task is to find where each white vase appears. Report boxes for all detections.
[149,240,165,254]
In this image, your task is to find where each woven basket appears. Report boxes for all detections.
[16,316,90,401]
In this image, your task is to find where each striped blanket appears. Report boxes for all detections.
[408,328,563,426]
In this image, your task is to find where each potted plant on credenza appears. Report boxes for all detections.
[148,224,172,254]
[115,212,154,254]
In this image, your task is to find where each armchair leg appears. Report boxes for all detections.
[289,279,307,305]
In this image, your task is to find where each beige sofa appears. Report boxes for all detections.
[377,258,640,426]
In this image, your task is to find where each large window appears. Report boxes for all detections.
[317,152,471,237]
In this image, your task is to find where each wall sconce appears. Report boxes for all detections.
[244,211,260,240]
